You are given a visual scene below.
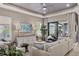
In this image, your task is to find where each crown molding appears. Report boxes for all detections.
[0,3,44,18]
[0,3,78,18]
[45,7,76,18]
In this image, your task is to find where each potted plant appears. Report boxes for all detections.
[0,45,24,56]
[40,24,47,41]
[6,45,23,56]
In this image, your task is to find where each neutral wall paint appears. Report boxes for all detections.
[45,13,76,42]
[0,7,76,42]
[0,4,43,18]
[0,8,42,41]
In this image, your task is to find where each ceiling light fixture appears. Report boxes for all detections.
[42,3,47,15]
[43,7,47,11]
[42,3,46,6]
[66,4,70,7]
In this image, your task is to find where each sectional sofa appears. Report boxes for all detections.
[28,37,75,56]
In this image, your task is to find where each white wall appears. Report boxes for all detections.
[0,6,77,43]
[0,8,42,41]
[45,13,76,42]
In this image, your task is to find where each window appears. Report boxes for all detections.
[48,22,58,38]
[58,22,68,37]
[0,24,10,40]
[48,21,68,38]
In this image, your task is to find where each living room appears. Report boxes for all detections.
[0,3,79,56]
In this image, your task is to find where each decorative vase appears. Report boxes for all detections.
[36,31,43,42]
[36,36,42,42]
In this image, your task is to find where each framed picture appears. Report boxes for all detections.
[19,23,32,33]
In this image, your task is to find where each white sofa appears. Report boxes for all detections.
[48,39,68,56]
[28,38,74,56]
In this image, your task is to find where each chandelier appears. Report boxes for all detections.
[42,3,47,15]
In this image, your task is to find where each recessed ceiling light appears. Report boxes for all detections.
[66,4,70,7]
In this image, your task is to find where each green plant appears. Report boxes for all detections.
[0,45,23,56]
[0,48,6,56]
[7,46,23,56]
[40,24,47,41]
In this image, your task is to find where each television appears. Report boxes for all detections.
[20,23,32,32]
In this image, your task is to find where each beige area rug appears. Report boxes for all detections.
[67,43,79,56]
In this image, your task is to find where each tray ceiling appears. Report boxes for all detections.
[4,3,77,15]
